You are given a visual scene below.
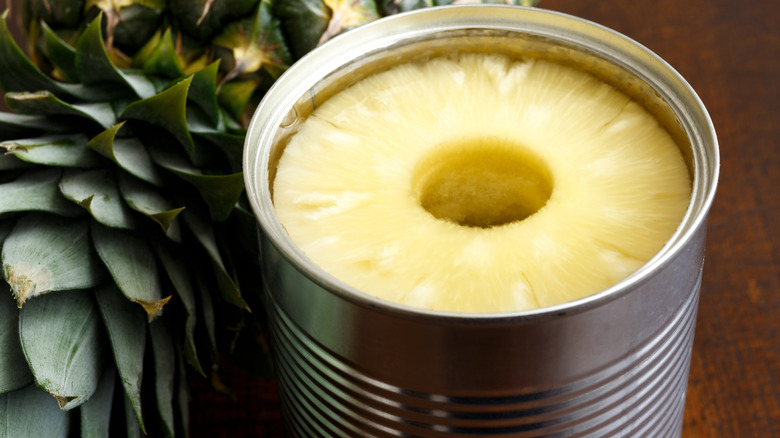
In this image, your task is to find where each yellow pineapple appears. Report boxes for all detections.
[272,53,692,313]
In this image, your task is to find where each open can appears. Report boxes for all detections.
[243,5,719,437]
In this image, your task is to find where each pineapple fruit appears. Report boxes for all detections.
[273,53,692,313]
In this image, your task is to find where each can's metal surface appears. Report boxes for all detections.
[243,6,719,437]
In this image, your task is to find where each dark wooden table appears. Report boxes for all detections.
[190,1,780,436]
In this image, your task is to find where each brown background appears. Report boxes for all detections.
[190,0,780,436]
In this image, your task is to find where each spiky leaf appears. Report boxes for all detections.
[18,290,105,410]
[95,284,147,434]
[59,168,138,229]
[155,240,203,375]
[78,367,116,438]
[121,76,195,154]
[216,78,259,128]
[117,171,184,232]
[0,294,33,393]
[1,134,104,168]
[0,10,84,99]
[195,275,219,368]
[212,0,292,80]
[198,133,247,174]
[169,0,261,42]
[176,171,245,222]
[149,141,245,221]
[39,20,79,82]
[318,0,379,47]
[189,60,221,126]
[75,13,158,99]
[91,224,170,320]
[0,168,83,217]
[93,0,167,54]
[275,0,330,59]
[0,384,70,437]
[88,122,166,186]
[4,91,117,130]
[1,213,106,307]
[123,392,143,438]
[150,320,176,438]
[140,28,184,78]
[182,209,248,310]
[0,112,71,140]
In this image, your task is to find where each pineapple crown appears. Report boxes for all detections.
[0,7,270,436]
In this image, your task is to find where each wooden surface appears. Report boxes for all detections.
[187,1,780,436]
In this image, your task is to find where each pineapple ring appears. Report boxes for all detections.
[272,53,691,313]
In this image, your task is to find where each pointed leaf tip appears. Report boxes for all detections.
[2,214,106,306]
[121,76,195,154]
[137,295,173,322]
[18,290,105,411]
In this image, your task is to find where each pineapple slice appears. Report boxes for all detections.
[273,53,691,313]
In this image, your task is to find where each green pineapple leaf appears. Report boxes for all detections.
[97,0,167,55]
[95,284,148,434]
[18,289,106,411]
[1,134,104,168]
[0,10,83,99]
[4,90,117,130]
[216,78,260,128]
[149,141,245,221]
[189,125,246,173]
[78,367,116,438]
[121,76,195,154]
[0,294,33,393]
[39,20,79,83]
[150,320,177,438]
[140,27,185,79]
[75,13,158,99]
[212,0,292,81]
[154,239,204,376]
[0,384,70,437]
[59,168,139,229]
[0,168,84,217]
[188,60,221,127]
[123,392,144,438]
[195,272,219,367]
[320,0,379,47]
[22,0,84,29]
[91,224,171,321]
[117,171,185,232]
[0,112,70,140]
[169,0,261,42]
[88,122,166,186]
[274,0,330,59]
[181,208,249,310]
[1,213,107,307]
[174,170,245,222]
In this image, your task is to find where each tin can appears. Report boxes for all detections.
[243,5,719,437]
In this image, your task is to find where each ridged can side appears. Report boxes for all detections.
[244,5,719,437]
[259,222,705,437]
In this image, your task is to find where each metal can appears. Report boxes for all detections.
[243,5,719,437]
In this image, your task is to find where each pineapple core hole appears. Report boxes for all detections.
[413,139,553,228]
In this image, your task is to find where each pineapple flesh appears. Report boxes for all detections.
[273,53,692,313]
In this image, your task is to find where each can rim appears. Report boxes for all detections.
[243,5,720,322]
